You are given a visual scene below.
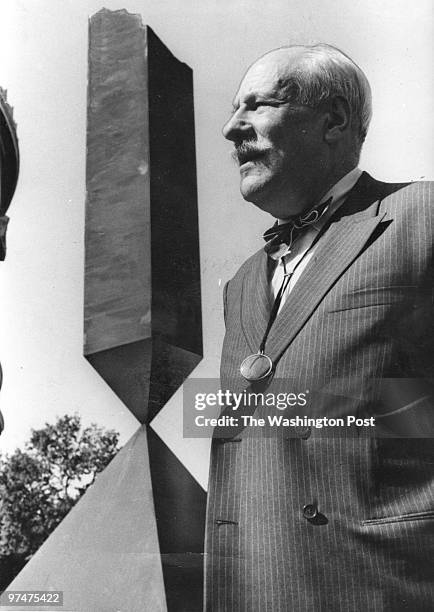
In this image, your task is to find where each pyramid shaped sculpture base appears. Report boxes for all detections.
[7,427,167,612]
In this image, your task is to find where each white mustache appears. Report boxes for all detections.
[232,141,268,165]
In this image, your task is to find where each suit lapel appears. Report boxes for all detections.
[240,249,270,353]
[265,211,386,363]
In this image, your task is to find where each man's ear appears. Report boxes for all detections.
[323,95,351,143]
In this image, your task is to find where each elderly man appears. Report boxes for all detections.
[205,45,434,611]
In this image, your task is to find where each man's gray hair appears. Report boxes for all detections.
[281,43,372,147]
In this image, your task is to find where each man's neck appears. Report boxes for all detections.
[278,165,361,224]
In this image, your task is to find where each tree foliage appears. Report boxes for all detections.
[0,414,119,560]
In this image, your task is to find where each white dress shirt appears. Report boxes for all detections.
[270,167,362,311]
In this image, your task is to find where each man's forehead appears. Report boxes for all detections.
[233,48,304,103]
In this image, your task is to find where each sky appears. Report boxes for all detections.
[0,0,432,484]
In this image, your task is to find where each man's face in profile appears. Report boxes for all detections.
[223,51,327,218]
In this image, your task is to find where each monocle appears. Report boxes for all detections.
[240,352,273,382]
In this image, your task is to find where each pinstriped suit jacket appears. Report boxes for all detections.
[205,173,434,611]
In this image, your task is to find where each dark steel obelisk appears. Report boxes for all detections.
[84,9,204,611]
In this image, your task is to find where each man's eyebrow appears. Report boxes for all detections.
[231,93,288,112]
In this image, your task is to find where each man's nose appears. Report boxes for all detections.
[222,107,252,142]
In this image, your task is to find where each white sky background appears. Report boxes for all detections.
[0,0,432,456]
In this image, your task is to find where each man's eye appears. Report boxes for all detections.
[230,101,274,115]
[252,101,278,110]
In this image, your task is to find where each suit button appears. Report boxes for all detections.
[297,426,311,439]
[303,504,318,520]
[215,519,238,526]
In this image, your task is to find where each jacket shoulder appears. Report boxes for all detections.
[376,180,434,226]
[355,172,433,219]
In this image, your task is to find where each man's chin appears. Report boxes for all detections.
[240,176,268,204]
[239,182,299,219]
[240,190,278,217]
[240,177,280,214]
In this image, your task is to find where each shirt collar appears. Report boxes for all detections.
[312,166,362,231]
[278,167,362,227]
